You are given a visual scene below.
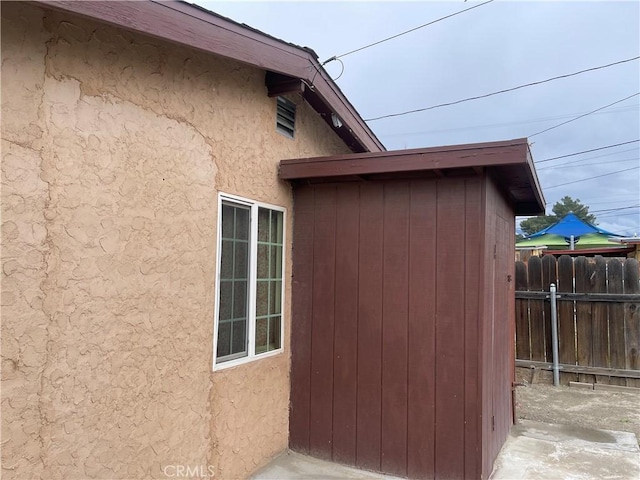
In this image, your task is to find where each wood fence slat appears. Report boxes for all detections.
[623,258,640,387]
[557,255,576,366]
[608,259,626,385]
[542,255,557,362]
[515,261,530,360]
[591,257,609,372]
[528,256,545,361]
[574,257,594,382]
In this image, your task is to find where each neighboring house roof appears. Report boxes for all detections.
[279,137,545,215]
[34,0,384,153]
[527,212,618,239]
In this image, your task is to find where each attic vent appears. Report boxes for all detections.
[276,96,296,138]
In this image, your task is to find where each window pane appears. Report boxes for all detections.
[219,281,232,320]
[255,318,268,353]
[233,281,247,319]
[217,322,231,358]
[232,320,246,355]
[256,280,269,317]
[234,241,248,279]
[270,211,283,244]
[221,204,234,239]
[220,240,233,278]
[270,281,281,315]
[235,207,249,241]
[258,208,270,242]
[269,316,281,350]
[270,245,282,279]
[257,243,269,279]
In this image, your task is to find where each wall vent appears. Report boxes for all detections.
[276,96,296,138]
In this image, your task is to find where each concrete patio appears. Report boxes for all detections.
[251,420,640,479]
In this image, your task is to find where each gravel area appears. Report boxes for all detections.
[515,383,640,443]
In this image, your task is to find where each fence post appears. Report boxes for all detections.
[550,283,560,386]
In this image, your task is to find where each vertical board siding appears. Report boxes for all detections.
[463,179,482,480]
[542,255,557,362]
[528,256,545,361]
[309,186,337,459]
[380,182,410,477]
[355,183,384,472]
[557,256,576,365]
[574,257,594,374]
[515,261,530,360]
[434,181,466,480]
[592,257,608,370]
[332,185,360,464]
[289,187,315,453]
[407,182,436,479]
[290,177,514,479]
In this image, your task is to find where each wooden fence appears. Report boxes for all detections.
[515,255,640,386]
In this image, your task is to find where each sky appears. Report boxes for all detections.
[199,0,640,236]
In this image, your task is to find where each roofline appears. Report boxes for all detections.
[279,138,546,215]
[33,0,385,153]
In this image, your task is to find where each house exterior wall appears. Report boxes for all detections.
[1,3,351,479]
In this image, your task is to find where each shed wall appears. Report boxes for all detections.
[290,178,486,479]
[1,3,352,479]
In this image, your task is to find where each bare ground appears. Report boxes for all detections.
[515,383,640,443]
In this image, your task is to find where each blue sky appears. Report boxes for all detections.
[198,1,640,236]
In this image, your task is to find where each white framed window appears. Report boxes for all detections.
[213,193,286,370]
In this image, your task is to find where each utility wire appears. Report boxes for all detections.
[529,92,640,138]
[545,166,640,189]
[538,157,639,170]
[365,56,640,122]
[325,0,494,62]
[535,139,640,163]
[590,204,639,214]
[382,104,638,138]
[536,147,639,169]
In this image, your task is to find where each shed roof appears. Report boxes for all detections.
[34,0,384,153]
[280,138,545,215]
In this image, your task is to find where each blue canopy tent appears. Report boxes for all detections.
[526,212,617,239]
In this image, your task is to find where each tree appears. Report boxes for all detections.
[520,196,597,236]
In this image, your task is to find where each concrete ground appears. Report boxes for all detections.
[252,421,640,480]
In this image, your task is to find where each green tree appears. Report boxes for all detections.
[520,196,597,236]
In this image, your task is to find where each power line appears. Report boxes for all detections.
[528,92,640,138]
[535,139,640,164]
[326,0,495,62]
[381,105,639,138]
[538,157,639,170]
[590,204,640,214]
[545,166,640,189]
[536,147,639,169]
[365,56,640,122]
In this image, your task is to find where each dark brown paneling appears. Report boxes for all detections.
[542,255,557,362]
[380,182,410,477]
[289,186,314,453]
[332,185,360,464]
[463,179,482,480]
[407,181,436,479]
[557,256,576,365]
[355,183,384,472]
[434,180,466,480]
[309,187,337,459]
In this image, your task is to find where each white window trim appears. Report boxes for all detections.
[212,192,286,371]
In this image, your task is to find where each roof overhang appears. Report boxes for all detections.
[280,138,545,215]
[33,0,384,153]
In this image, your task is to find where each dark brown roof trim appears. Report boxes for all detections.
[280,138,546,215]
[34,0,384,153]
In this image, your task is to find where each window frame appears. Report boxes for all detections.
[213,192,286,371]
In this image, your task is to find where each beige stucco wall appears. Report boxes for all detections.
[1,3,351,479]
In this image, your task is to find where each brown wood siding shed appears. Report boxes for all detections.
[283,139,544,479]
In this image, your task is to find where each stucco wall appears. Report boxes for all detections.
[1,3,352,479]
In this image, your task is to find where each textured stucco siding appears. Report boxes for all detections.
[1,3,351,479]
